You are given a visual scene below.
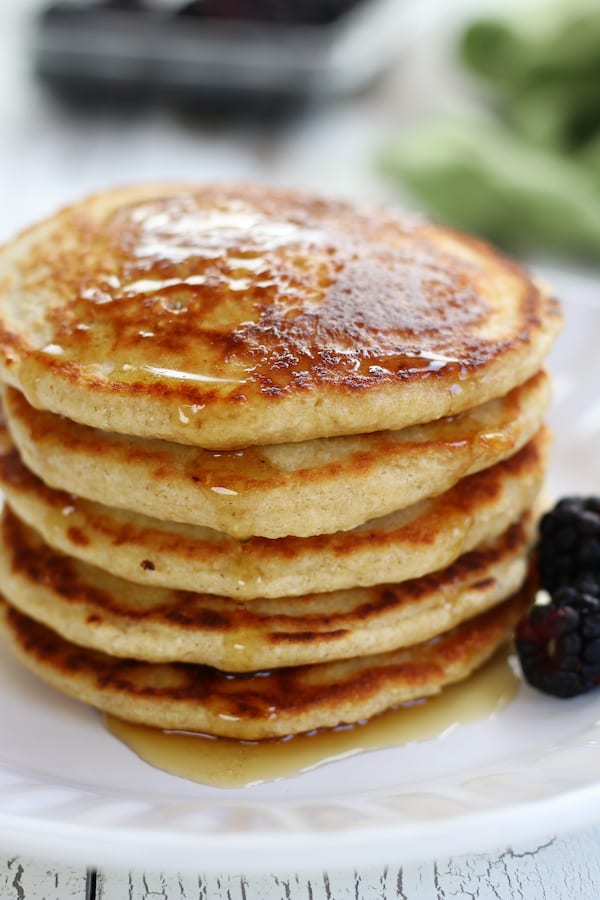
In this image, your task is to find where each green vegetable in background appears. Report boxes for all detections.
[380,1,600,259]
[462,8,600,151]
[380,119,600,257]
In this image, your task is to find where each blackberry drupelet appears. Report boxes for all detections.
[539,497,600,596]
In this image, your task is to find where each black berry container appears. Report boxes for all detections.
[32,0,407,111]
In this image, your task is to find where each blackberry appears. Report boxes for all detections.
[516,587,600,697]
[539,497,600,596]
[517,496,600,698]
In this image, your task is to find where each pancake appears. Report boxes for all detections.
[0,428,549,599]
[2,371,551,538]
[0,584,532,739]
[0,183,562,448]
[0,505,535,669]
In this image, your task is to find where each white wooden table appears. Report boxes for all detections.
[3,829,600,899]
[1,0,599,896]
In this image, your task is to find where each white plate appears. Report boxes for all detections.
[0,289,599,874]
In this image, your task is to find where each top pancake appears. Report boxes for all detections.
[0,183,561,448]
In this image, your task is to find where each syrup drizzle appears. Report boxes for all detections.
[21,190,495,404]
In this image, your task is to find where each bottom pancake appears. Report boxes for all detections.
[0,584,533,740]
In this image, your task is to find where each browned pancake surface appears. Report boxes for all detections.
[1,371,550,537]
[0,584,532,738]
[0,427,548,598]
[0,505,534,668]
[0,184,561,446]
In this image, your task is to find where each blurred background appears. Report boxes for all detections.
[0,0,598,301]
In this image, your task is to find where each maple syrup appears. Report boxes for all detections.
[105,649,518,788]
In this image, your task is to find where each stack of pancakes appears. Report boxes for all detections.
[0,184,561,740]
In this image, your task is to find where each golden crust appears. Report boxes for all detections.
[2,372,551,538]
[0,584,532,739]
[0,426,549,598]
[0,505,535,669]
[0,184,562,447]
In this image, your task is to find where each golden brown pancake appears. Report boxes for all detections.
[0,585,532,739]
[0,184,562,448]
[0,428,549,598]
[0,505,535,669]
[2,372,551,538]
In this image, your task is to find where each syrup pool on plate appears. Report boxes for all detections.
[105,648,518,788]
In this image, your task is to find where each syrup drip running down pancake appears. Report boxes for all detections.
[1,371,550,538]
[0,426,549,598]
